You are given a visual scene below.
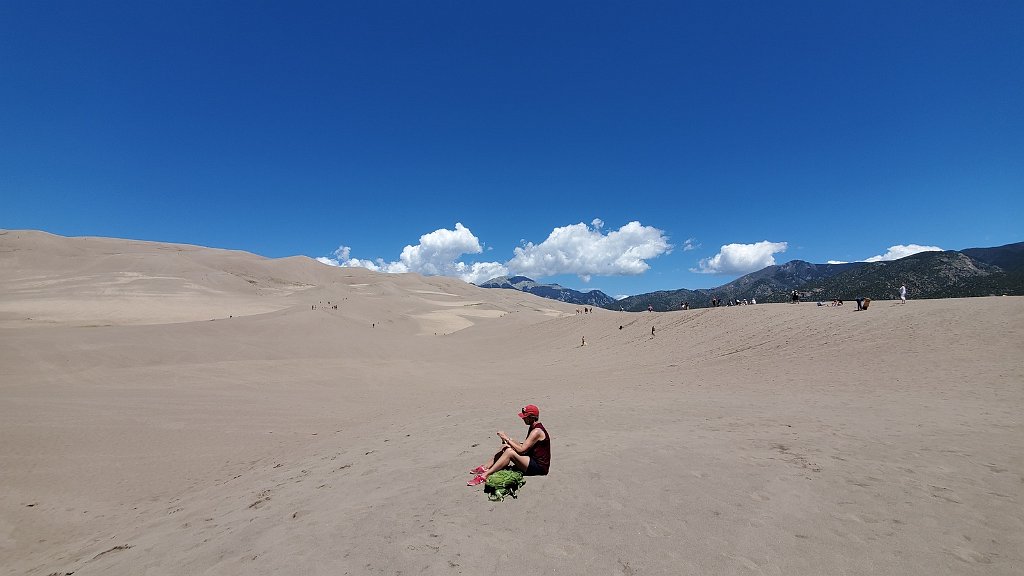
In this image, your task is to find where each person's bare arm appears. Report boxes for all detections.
[498,428,545,455]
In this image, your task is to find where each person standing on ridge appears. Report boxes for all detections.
[899,284,907,304]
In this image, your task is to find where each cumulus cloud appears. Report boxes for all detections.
[316,223,509,284]
[506,221,672,281]
[862,244,943,262]
[316,246,353,267]
[682,238,700,251]
[692,241,788,275]
[827,260,849,265]
[317,219,672,285]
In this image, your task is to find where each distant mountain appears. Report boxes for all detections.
[704,260,862,304]
[476,275,617,307]
[962,242,1024,272]
[612,260,861,311]
[802,243,1024,300]
[607,287,707,312]
[478,242,1024,311]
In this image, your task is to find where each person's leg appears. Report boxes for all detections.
[472,447,508,473]
[478,450,530,479]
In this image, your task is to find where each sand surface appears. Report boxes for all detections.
[2,229,1022,575]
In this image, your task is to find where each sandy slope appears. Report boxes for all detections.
[1,230,1022,576]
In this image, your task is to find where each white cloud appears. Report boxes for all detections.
[827,260,849,265]
[452,261,510,285]
[682,238,700,251]
[394,223,483,275]
[316,219,672,285]
[317,223,508,284]
[316,245,354,267]
[862,244,943,262]
[506,221,671,281]
[692,241,788,275]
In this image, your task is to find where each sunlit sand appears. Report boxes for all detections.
[2,230,1021,575]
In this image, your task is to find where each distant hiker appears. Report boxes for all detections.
[581,336,586,347]
[468,404,550,486]
[899,284,907,304]
[651,326,656,337]
[791,290,800,303]
[648,305,654,312]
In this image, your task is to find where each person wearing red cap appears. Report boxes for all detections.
[467,404,550,486]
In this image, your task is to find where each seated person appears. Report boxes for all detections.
[468,404,550,486]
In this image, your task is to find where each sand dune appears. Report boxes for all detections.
[1,230,1022,575]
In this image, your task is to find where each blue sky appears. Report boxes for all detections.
[3,2,1022,295]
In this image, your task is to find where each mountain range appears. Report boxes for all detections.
[478,242,1024,311]
[475,275,617,307]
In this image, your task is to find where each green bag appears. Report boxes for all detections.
[483,470,525,501]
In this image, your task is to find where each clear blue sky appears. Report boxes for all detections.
[3,2,1022,295]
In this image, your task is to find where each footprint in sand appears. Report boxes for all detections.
[248,489,271,509]
[642,522,673,537]
[92,544,134,560]
[725,554,763,572]
[949,546,993,564]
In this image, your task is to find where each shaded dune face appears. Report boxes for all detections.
[2,230,1023,576]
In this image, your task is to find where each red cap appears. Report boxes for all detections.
[518,404,540,419]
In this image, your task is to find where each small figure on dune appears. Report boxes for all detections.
[468,405,550,486]
[899,284,907,304]
[648,305,654,312]
[581,336,586,347]
[651,326,656,337]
